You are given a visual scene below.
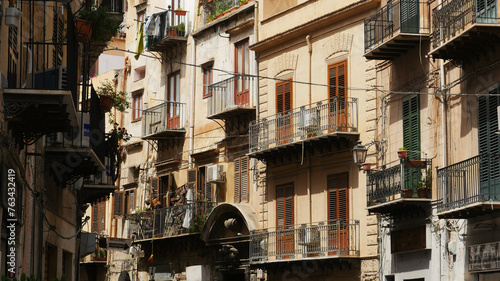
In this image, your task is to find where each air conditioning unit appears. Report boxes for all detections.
[64,112,90,148]
[299,109,319,130]
[34,66,67,90]
[206,164,224,182]
[299,226,320,245]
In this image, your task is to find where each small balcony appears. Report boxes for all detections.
[126,201,215,241]
[367,157,432,216]
[249,220,359,263]
[2,88,78,146]
[207,75,255,120]
[430,0,500,64]
[142,101,186,140]
[248,98,358,162]
[145,9,189,52]
[81,156,118,204]
[437,153,500,218]
[364,0,430,60]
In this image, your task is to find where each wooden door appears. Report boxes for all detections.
[276,80,293,143]
[328,173,349,255]
[328,61,348,132]
[235,40,250,106]
[167,72,181,129]
[276,183,294,258]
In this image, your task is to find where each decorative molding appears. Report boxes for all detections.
[323,33,353,59]
[272,53,298,77]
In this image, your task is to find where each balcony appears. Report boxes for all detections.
[367,157,432,216]
[126,201,215,241]
[207,75,255,120]
[437,153,500,218]
[81,156,118,204]
[2,88,78,146]
[430,0,500,64]
[364,0,430,60]
[145,9,189,52]
[249,220,359,264]
[142,101,186,141]
[248,98,358,162]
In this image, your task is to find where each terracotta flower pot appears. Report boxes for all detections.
[174,9,187,16]
[362,163,372,171]
[402,189,413,198]
[99,95,114,112]
[76,19,92,43]
[397,150,407,159]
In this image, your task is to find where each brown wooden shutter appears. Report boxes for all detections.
[92,203,98,232]
[187,169,197,199]
[328,173,349,222]
[276,183,294,228]
[234,158,241,202]
[205,182,212,201]
[114,192,124,216]
[98,200,106,233]
[241,156,249,202]
[328,60,347,102]
[276,80,292,114]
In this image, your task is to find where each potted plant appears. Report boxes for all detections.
[397,147,407,159]
[177,22,186,37]
[168,25,178,36]
[417,169,432,198]
[76,6,122,43]
[174,7,187,16]
[96,79,130,120]
[404,159,427,169]
[75,18,92,43]
[362,162,372,171]
[401,189,413,198]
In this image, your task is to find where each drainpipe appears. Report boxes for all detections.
[306,35,313,224]
[189,39,196,168]
[254,1,259,120]
[306,35,312,106]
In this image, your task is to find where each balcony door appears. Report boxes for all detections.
[235,39,250,106]
[328,173,349,255]
[276,183,294,259]
[276,80,293,143]
[328,60,348,132]
[478,92,500,197]
[400,0,419,33]
[167,72,180,129]
[477,0,497,23]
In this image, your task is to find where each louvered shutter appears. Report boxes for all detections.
[92,203,98,232]
[205,181,212,201]
[276,183,294,228]
[98,201,106,233]
[284,82,292,113]
[114,192,124,216]
[277,84,284,114]
[478,91,500,192]
[241,156,249,202]
[403,95,420,159]
[187,169,197,199]
[401,0,419,33]
[234,158,241,202]
[328,174,349,222]
[128,190,135,213]
[328,61,347,102]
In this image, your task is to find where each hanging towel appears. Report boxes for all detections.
[182,188,194,229]
[135,22,144,60]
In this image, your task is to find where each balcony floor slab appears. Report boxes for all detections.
[438,201,500,219]
[365,33,429,60]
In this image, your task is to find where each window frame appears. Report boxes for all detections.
[132,90,143,122]
[203,64,213,99]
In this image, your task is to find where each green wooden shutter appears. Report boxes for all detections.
[478,91,500,195]
[401,0,419,33]
[403,95,421,191]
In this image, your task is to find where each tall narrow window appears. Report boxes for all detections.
[276,183,294,257]
[235,39,250,106]
[168,71,181,128]
[124,189,136,214]
[203,64,213,98]
[276,79,293,142]
[114,192,124,216]
[328,60,348,130]
[328,173,349,255]
[92,200,106,234]
[478,90,500,192]
[133,90,143,121]
[234,156,249,203]
[403,95,421,189]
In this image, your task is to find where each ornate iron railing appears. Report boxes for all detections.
[126,201,215,240]
[145,9,189,48]
[367,158,432,205]
[200,0,247,22]
[437,153,500,214]
[249,98,358,153]
[142,101,186,137]
[207,75,255,117]
[364,0,430,53]
[249,220,359,263]
[432,0,499,49]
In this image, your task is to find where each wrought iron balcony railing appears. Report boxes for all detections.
[207,75,255,117]
[432,0,500,49]
[101,0,124,13]
[364,0,430,53]
[367,158,432,206]
[249,220,360,263]
[142,101,186,137]
[437,153,500,214]
[199,0,248,23]
[126,201,215,240]
[249,98,358,153]
[145,9,189,50]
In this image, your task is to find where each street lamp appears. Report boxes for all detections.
[352,140,368,169]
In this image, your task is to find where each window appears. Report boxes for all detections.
[328,173,349,255]
[235,39,250,105]
[478,89,500,189]
[402,95,420,159]
[137,11,145,29]
[114,192,124,216]
[276,183,294,257]
[276,79,293,141]
[167,71,181,128]
[203,64,213,98]
[328,60,348,130]
[132,91,143,121]
[124,189,136,214]
[92,200,106,234]
[234,156,249,203]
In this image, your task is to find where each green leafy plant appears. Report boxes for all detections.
[97,79,130,123]
[399,147,406,150]
[76,6,122,42]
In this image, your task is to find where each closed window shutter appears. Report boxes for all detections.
[114,192,124,216]
[329,61,347,103]
[241,156,249,202]
[276,183,294,228]
[234,158,241,202]
[98,201,106,233]
[187,169,197,199]
[403,95,420,160]
[328,173,349,222]
[478,91,500,187]
[276,80,292,114]
[92,203,98,232]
